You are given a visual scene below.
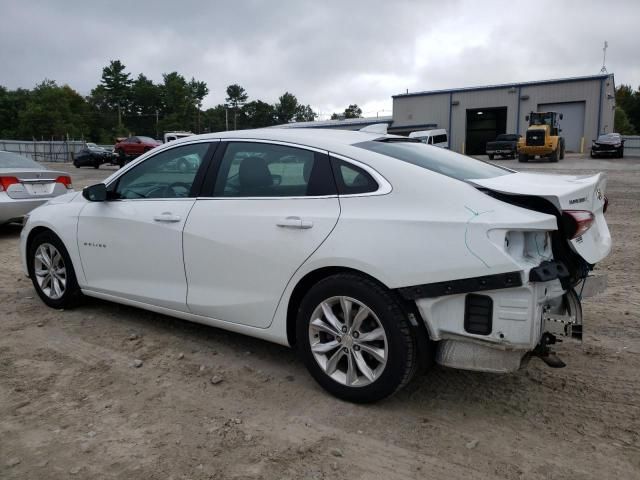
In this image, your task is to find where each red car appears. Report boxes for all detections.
[114,136,161,166]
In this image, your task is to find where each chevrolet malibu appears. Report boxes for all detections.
[20,129,611,402]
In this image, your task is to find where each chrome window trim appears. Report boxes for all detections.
[328,152,393,197]
[105,139,220,189]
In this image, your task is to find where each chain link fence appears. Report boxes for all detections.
[622,136,640,156]
[0,140,113,162]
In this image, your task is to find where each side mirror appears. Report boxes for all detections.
[83,183,107,202]
[559,113,564,120]
[559,128,563,132]
[525,115,529,121]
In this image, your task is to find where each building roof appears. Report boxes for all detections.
[272,116,393,129]
[393,74,613,99]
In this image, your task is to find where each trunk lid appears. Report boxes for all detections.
[470,172,611,264]
[0,168,71,199]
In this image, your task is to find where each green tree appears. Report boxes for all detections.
[17,80,89,139]
[0,86,31,138]
[344,104,362,118]
[331,104,363,120]
[275,92,299,124]
[295,104,317,122]
[243,100,275,128]
[225,84,248,129]
[614,107,635,135]
[99,60,132,126]
[615,84,640,133]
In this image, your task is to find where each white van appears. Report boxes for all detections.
[408,129,449,148]
[164,131,194,143]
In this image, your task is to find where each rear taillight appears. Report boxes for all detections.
[0,176,20,192]
[55,175,73,189]
[603,195,609,214]
[563,210,595,239]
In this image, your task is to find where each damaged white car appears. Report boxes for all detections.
[19,129,611,402]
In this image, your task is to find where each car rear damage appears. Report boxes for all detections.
[400,174,609,373]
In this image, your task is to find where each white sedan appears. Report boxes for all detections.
[20,129,611,402]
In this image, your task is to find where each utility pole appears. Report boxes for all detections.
[155,109,159,139]
[600,40,608,74]
[225,105,229,131]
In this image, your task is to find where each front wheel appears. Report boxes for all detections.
[488,154,494,160]
[518,153,528,162]
[297,273,421,403]
[28,231,82,309]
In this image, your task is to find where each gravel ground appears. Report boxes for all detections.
[1,155,639,479]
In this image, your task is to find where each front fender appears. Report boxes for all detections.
[20,198,86,285]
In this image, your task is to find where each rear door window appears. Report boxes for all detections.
[213,142,336,197]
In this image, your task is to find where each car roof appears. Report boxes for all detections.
[171,128,389,155]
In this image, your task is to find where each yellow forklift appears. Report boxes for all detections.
[518,111,565,162]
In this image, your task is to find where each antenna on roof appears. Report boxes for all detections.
[600,40,608,74]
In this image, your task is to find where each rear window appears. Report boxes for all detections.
[433,134,448,144]
[0,151,43,169]
[354,140,512,181]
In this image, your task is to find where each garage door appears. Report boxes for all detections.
[538,101,585,152]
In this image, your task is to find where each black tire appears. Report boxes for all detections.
[297,273,423,403]
[488,154,494,160]
[518,153,528,162]
[93,159,100,169]
[618,147,624,158]
[27,230,82,309]
[590,150,596,158]
[549,147,559,163]
[560,141,565,160]
[511,152,516,159]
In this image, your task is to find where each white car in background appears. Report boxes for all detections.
[408,128,449,148]
[19,129,611,402]
[0,151,74,225]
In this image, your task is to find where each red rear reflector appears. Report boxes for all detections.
[55,175,73,189]
[563,210,595,239]
[0,176,19,192]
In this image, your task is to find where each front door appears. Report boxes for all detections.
[184,141,340,328]
[77,141,215,311]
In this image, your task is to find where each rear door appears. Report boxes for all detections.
[183,140,340,328]
[77,141,216,311]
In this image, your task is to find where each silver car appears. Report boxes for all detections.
[0,151,74,225]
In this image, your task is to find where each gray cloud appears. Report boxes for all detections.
[1,0,637,118]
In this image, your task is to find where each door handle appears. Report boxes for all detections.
[276,216,313,229]
[153,212,181,223]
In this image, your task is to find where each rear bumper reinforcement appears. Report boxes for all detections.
[397,271,522,300]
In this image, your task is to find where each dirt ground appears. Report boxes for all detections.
[1,156,639,480]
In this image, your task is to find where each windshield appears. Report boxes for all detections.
[0,151,43,169]
[530,113,553,126]
[354,140,512,181]
[138,136,158,143]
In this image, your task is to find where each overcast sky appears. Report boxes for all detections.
[1,0,638,119]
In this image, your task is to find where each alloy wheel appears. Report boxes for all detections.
[34,243,67,300]
[308,296,388,387]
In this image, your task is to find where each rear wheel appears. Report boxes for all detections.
[28,231,82,309]
[93,159,100,169]
[549,147,559,163]
[560,141,565,160]
[518,153,528,162]
[297,273,420,403]
[488,154,494,160]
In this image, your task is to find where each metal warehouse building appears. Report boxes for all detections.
[390,74,616,154]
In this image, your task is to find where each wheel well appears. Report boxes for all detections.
[26,226,55,251]
[286,266,393,347]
